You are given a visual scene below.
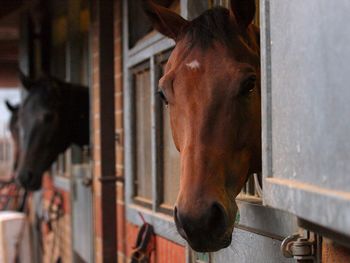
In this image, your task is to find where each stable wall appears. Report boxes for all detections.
[90,0,187,262]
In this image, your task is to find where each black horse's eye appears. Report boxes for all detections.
[239,76,256,97]
[157,90,168,105]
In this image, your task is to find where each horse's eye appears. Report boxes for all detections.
[239,76,256,97]
[157,90,168,105]
[43,113,54,122]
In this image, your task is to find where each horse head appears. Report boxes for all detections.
[16,72,89,191]
[143,0,261,252]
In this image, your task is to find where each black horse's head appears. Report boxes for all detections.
[5,100,20,174]
[16,72,89,191]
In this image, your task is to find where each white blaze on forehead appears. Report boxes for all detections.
[186,59,200,70]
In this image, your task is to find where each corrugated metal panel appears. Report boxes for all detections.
[211,228,293,263]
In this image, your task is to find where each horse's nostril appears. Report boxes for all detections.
[208,202,228,237]
[174,202,229,243]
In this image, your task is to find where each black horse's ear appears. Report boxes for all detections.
[19,70,35,90]
[5,100,16,112]
[230,0,256,28]
[142,0,189,41]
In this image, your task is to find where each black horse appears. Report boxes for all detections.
[16,72,89,191]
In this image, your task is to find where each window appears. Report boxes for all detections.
[132,63,153,205]
[124,0,190,244]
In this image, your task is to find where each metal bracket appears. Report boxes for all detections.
[281,233,316,262]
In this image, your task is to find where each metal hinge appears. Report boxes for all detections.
[281,233,316,262]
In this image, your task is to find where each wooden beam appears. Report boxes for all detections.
[0,1,24,19]
[0,40,18,61]
[96,0,117,262]
[0,62,19,87]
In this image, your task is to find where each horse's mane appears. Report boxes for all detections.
[181,7,239,50]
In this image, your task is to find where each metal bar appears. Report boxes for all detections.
[260,0,273,193]
[96,0,117,262]
[150,55,157,212]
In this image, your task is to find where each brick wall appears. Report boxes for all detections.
[114,0,126,261]
[90,0,102,260]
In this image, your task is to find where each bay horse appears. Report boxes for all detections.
[143,0,261,252]
[5,100,20,176]
[15,72,89,191]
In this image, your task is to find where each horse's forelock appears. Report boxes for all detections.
[182,7,239,50]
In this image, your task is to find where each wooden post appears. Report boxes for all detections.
[96,0,117,262]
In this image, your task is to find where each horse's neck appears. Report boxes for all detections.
[65,87,90,147]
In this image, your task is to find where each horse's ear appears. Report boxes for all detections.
[5,100,16,112]
[142,0,189,41]
[19,70,35,90]
[230,0,256,28]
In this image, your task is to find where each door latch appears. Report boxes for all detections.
[281,233,315,262]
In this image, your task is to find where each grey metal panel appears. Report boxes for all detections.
[72,165,93,263]
[237,201,298,240]
[269,0,350,191]
[260,0,273,180]
[262,0,350,236]
[264,178,350,237]
[212,228,293,263]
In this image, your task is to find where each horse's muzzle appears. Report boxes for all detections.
[17,170,42,191]
[174,202,234,252]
